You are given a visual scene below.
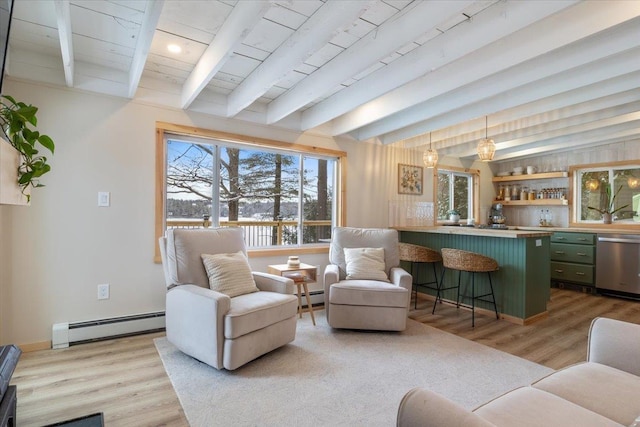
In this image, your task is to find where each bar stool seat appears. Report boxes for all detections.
[398,243,442,309]
[435,248,500,327]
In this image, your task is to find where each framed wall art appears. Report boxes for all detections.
[398,164,423,195]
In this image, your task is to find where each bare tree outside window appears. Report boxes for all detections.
[165,138,335,247]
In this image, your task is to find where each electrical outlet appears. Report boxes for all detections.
[97,283,109,300]
[98,191,110,207]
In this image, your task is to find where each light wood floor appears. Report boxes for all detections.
[411,287,640,369]
[11,288,640,426]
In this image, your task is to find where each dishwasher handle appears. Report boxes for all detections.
[598,237,640,244]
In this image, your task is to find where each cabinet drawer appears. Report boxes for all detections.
[551,262,594,284]
[550,243,595,264]
[551,232,595,245]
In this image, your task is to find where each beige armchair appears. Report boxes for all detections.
[159,228,298,370]
[324,227,412,331]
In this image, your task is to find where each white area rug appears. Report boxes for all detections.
[155,310,553,426]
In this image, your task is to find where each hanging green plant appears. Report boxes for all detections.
[0,95,55,202]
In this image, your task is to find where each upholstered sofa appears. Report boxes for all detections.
[397,317,640,427]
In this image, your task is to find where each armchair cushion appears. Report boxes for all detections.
[329,280,408,307]
[201,251,258,298]
[225,291,299,339]
[344,247,389,282]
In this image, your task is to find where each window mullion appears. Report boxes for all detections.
[298,155,304,246]
[212,145,221,227]
[449,172,455,211]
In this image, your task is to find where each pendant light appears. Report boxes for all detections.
[477,116,496,161]
[423,132,438,168]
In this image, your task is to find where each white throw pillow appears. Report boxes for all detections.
[344,247,389,282]
[201,251,259,297]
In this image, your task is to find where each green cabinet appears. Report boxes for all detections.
[550,232,596,291]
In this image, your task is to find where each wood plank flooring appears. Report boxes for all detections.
[10,288,640,426]
[411,288,640,369]
[12,333,188,427]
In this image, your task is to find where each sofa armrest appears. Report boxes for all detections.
[253,272,295,294]
[323,264,339,317]
[390,266,412,292]
[397,388,495,427]
[588,317,640,376]
[165,284,231,369]
[324,263,339,296]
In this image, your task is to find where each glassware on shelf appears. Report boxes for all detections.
[511,184,520,200]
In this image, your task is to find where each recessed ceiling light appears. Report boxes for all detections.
[167,44,182,54]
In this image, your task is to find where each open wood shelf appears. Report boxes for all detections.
[494,199,569,206]
[492,171,569,182]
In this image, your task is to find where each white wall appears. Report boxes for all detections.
[0,79,433,346]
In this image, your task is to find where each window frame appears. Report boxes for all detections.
[155,122,347,262]
[570,160,640,229]
[433,165,480,223]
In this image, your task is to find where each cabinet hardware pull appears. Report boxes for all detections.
[577,252,586,256]
[554,269,564,273]
[554,251,565,254]
[575,272,585,276]
[577,238,587,241]
[556,237,566,240]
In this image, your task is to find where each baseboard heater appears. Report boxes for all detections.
[52,311,165,349]
[306,290,324,307]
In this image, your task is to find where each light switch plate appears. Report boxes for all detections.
[98,191,110,207]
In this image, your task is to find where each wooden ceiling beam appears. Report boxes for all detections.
[484,125,640,162]
[226,1,373,118]
[180,1,271,109]
[265,0,474,125]
[333,1,640,139]
[128,0,164,98]
[299,0,577,131]
[452,111,640,159]
[388,71,640,148]
[53,0,73,87]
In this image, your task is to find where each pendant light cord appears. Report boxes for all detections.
[485,116,488,139]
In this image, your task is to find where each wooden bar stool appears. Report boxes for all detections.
[436,248,500,327]
[398,243,442,309]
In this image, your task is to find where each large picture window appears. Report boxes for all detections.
[155,123,345,260]
[436,167,478,221]
[573,162,640,224]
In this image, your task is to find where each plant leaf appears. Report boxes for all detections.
[38,135,55,153]
[18,172,33,185]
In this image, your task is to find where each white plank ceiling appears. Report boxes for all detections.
[5,0,640,162]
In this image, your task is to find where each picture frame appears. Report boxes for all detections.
[398,164,423,195]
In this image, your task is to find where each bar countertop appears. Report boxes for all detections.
[393,226,552,239]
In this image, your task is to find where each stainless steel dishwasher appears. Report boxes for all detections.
[596,234,640,298]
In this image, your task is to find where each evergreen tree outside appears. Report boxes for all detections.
[165,138,334,246]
